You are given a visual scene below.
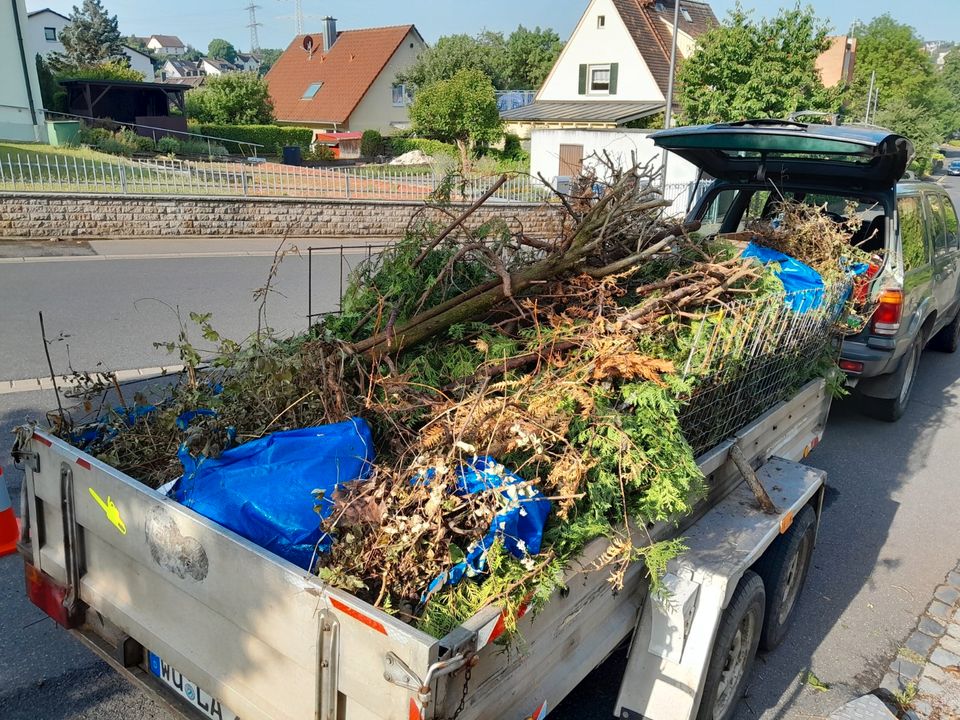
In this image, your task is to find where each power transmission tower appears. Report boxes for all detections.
[276,0,304,36]
[246,2,262,54]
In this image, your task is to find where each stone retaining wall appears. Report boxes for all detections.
[0,193,562,240]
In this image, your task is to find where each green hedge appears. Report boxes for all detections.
[187,123,314,155]
[387,137,458,159]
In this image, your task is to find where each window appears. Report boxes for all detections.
[681,9,692,22]
[899,196,929,271]
[590,64,611,92]
[392,84,414,107]
[597,15,606,28]
[44,27,57,41]
[302,82,323,99]
[925,193,949,254]
[943,196,959,250]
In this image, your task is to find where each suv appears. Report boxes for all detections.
[652,119,960,421]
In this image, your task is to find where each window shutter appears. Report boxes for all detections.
[609,63,619,95]
[578,64,587,95]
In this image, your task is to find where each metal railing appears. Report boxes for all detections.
[0,153,554,203]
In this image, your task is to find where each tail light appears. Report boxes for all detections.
[872,288,903,336]
[839,359,864,373]
[24,561,81,628]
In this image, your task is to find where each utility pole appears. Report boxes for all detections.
[864,70,876,124]
[660,0,682,190]
[246,2,262,54]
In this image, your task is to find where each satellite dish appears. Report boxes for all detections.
[303,35,314,53]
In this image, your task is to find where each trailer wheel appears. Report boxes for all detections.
[754,505,816,651]
[697,571,765,720]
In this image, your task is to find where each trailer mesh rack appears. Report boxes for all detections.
[677,283,850,457]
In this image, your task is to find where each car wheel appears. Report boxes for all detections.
[861,334,922,422]
[931,309,960,353]
[696,571,765,720]
[753,506,816,651]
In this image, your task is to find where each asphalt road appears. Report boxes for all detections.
[0,239,376,382]
[2,175,960,719]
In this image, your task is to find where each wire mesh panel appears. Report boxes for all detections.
[677,282,850,457]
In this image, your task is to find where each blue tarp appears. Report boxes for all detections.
[742,242,825,313]
[421,456,552,602]
[172,417,374,571]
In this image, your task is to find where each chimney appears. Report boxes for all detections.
[322,17,338,53]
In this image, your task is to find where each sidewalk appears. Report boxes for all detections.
[880,561,960,718]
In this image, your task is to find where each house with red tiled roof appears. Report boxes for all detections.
[504,0,716,188]
[265,17,426,135]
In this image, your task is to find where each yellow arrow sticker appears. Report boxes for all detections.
[89,487,127,535]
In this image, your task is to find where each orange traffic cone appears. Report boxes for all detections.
[0,467,21,557]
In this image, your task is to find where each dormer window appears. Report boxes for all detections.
[597,15,606,28]
[681,8,692,22]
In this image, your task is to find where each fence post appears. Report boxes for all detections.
[345,172,351,200]
[119,164,127,194]
[241,170,248,196]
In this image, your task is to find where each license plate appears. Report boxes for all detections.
[148,651,240,720]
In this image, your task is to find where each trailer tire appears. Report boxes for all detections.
[696,571,765,720]
[754,505,816,651]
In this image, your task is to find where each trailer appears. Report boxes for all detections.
[13,374,831,720]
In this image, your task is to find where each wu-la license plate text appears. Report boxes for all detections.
[148,652,240,720]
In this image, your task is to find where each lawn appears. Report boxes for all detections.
[0,142,121,164]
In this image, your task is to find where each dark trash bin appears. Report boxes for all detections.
[282,145,302,166]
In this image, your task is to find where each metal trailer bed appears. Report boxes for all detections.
[14,378,831,720]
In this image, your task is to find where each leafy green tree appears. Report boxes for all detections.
[59,60,144,82]
[181,46,204,62]
[35,54,67,113]
[847,15,958,170]
[677,5,838,124]
[185,72,274,124]
[503,26,563,89]
[409,69,502,169]
[258,48,283,75]
[398,33,506,89]
[207,39,238,64]
[55,0,126,68]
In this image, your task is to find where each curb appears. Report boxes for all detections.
[0,365,184,396]
[877,561,960,717]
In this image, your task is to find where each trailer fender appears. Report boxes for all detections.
[615,457,826,720]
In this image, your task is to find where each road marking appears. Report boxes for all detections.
[0,365,184,396]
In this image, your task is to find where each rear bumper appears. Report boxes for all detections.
[839,339,899,378]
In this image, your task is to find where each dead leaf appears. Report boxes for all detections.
[591,354,674,384]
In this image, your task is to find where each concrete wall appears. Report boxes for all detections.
[347,29,426,134]
[531,127,698,185]
[1,0,46,142]
[0,194,562,240]
[537,0,663,103]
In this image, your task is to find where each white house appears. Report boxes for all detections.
[26,8,155,80]
[1,0,46,140]
[502,0,716,189]
[162,59,203,79]
[146,34,186,56]
[200,57,239,76]
[235,52,261,73]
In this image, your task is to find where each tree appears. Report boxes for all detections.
[677,5,838,125]
[257,48,282,75]
[846,15,959,169]
[943,50,960,101]
[55,0,126,68]
[398,33,506,89]
[502,26,563,89]
[181,46,204,62]
[409,68,502,169]
[59,60,144,82]
[208,39,238,64]
[185,72,274,124]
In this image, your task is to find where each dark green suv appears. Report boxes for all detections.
[652,119,960,421]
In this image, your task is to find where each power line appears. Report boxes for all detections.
[245,2,262,53]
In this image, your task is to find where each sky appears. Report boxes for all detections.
[25,0,959,54]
